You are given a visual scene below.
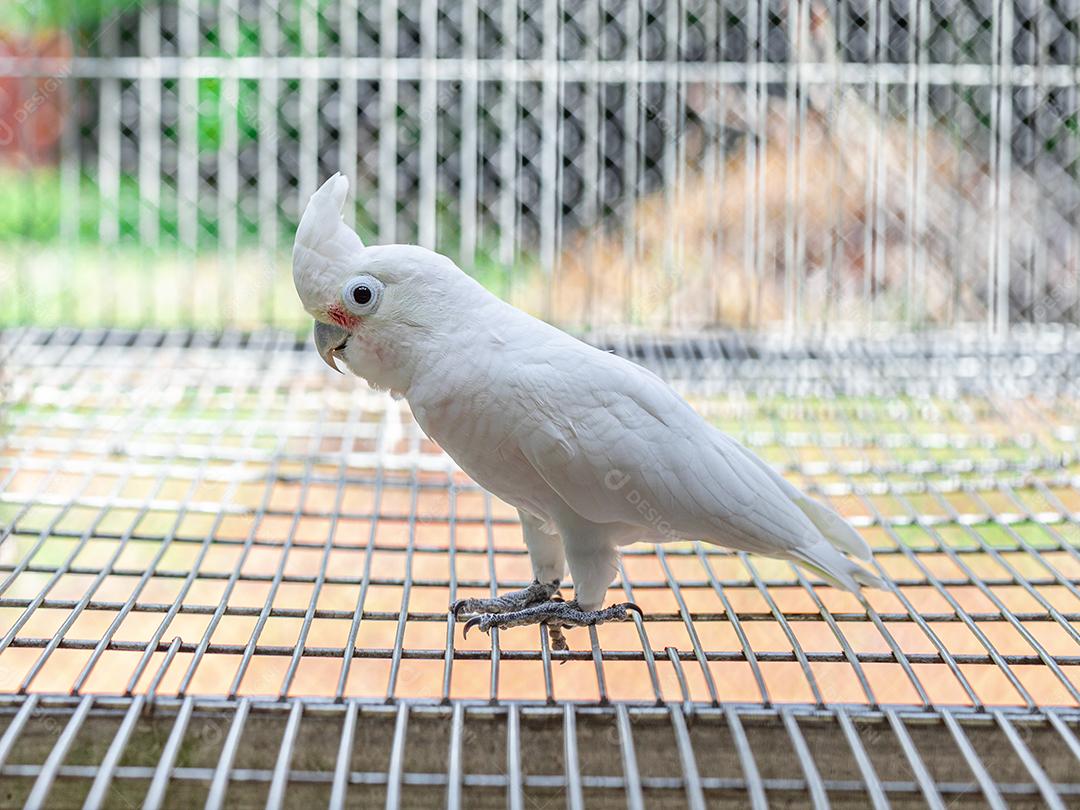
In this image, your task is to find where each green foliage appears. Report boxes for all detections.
[195,78,263,152]
[0,0,137,33]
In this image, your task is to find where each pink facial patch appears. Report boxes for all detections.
[327,304,361,330]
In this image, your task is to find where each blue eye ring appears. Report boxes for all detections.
[342,275,383,316]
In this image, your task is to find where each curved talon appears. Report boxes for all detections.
[451,601,467,619]
[462,615,485,639]
[623,603,644,619]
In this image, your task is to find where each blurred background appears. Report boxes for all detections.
[0,5,1079,800]
[1,0,1077,335]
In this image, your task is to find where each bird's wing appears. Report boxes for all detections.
[509,344,825,557]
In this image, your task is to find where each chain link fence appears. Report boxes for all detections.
[0,0,1077,332]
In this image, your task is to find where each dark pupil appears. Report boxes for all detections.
[353,286,372,306]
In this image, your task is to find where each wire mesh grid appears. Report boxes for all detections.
[2,325,1080,805]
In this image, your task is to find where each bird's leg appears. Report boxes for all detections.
[451,579,562,619]
[462,599,642,638]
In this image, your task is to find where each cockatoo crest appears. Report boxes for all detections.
[291,174,484,395]
[292,173,367,315]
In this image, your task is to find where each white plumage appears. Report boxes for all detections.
[292,174,884,619]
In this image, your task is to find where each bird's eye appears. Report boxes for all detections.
[341,275,383,316]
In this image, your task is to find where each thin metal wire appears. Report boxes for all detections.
[725,704,768,810]
[615,703,645,810]
[266,700,303,810]
[205,696,250,810]
[941,709,1008,810]
[0,697,1075,802]
[82,693,145,810]
[669,705,706,810]
[885,706,946,809]
[330,699,358,809]
[25,694,94,808]
[781,707,828,809]
[142,695,194,810]
[995,710,1067,810]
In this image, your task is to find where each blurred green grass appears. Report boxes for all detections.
[0,166,536,330]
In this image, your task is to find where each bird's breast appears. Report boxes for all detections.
[408,389,556,519]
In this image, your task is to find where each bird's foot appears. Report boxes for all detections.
[451,579,561,619]
[462,599,642,640]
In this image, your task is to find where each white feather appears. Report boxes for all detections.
[293,175,885,603]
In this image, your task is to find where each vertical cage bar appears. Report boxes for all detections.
[941,711,1008,810]
[82,695,146,810]
[726,707,767,810]
[205,697,251,810]
[446,703,465,808]
[329,701,358,810]
[97,14,120,323]
[379,0,399,243]
[885,708,945,810]
[138,1,162,324]
[539,0,559,280]
[991,0,1014,337]
[459,0,479,265]
[385,702,409,810]
[669,706,706,810]
[498,0,519,272]
[781,707,828,808]
[506,704,524,810]
[26,695,94,809]
[621,0,640,321]
[258,0,280,322]
[836,707,889,810]
[266,702,304,810]
[418,0,437,249]
[615,703,645,810]
[143,695,195,810]
[298,0,319,207]
[218,0,240,327]
[563,704,585,810]
[996,712,1066,810]
[177,0,199,321]
[0,694,39,770]
[339,0,358,229]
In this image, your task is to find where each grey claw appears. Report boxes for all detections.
[623,603,643,619]
[450,600,466,619]
[463,615,486,639]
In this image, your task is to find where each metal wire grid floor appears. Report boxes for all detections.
[0,698,1079,809]
[1,326,1079,708]
[1,325,1080,805]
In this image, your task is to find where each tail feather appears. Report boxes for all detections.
[727,438,873,562]
[792,543,887,596]
[793,495,872,562]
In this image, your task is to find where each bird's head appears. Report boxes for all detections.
[292,173,477,395]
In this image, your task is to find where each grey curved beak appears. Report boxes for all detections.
[313,321,349,373]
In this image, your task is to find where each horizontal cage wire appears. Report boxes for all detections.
[2,327,1080,794]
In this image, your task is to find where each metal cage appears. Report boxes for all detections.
[2,327,1079,805]
[2,0,1080,805]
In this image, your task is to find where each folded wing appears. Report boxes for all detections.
[511,345,883,593]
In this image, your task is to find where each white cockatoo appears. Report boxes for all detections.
[292,174,884,638]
